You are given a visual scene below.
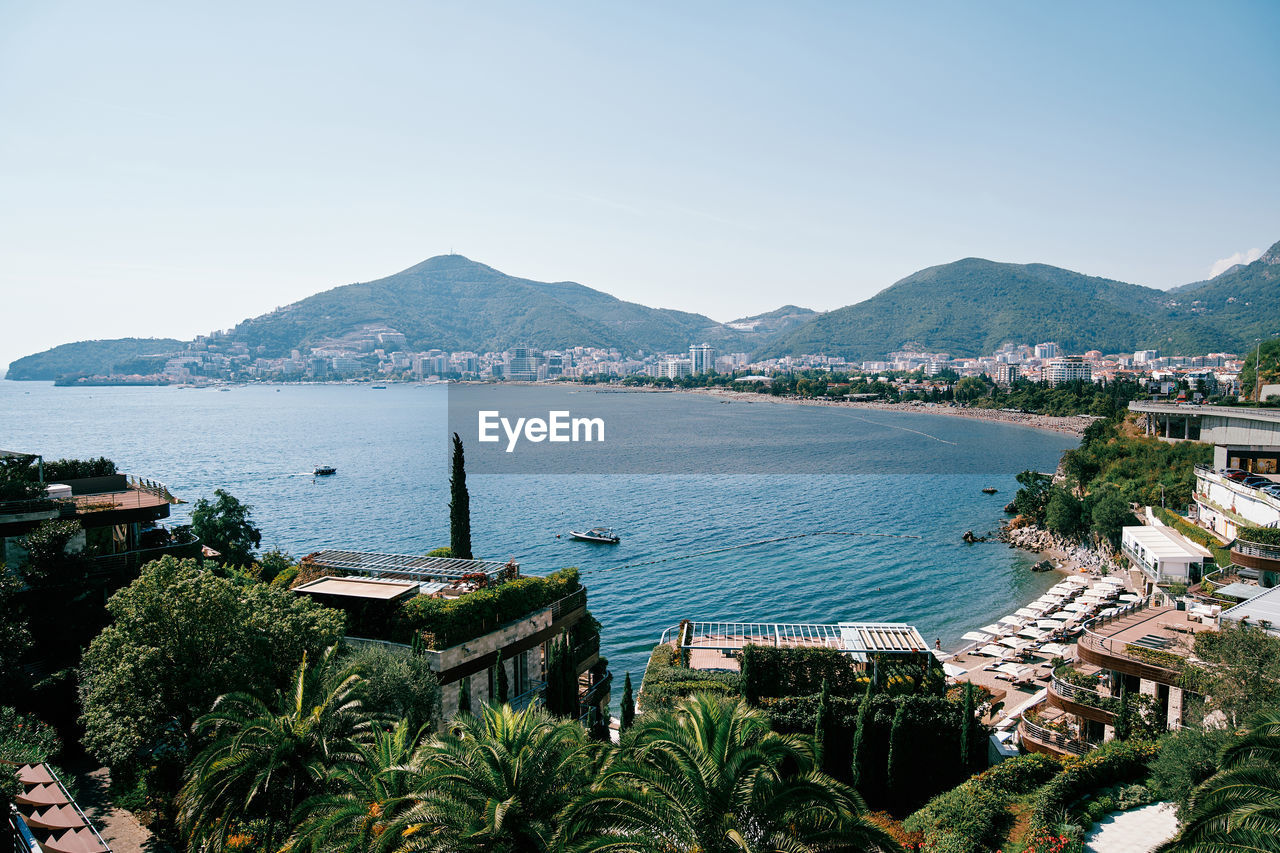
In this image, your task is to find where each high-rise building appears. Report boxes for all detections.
[689,343,716,374]
[505,346,540,381]
[1045,356,1091,384]
[655,358,693,379]
[1134,350,1159,364]
[995,363,1021,386]
[1034,342,1060,360]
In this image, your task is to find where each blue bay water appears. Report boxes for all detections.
[0,380,1076,692]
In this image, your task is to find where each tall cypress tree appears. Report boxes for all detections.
[495,649,509,705]
[449,432,472,560]
[457,676,472,715]
[1114,683,1130,741]
[620,671,635,732]
[814,677,830,766]
[849,678,875,792]
[885,700,910,813]
[959,681,975,772]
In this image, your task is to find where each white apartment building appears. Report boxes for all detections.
[1045,356,1092,384]
[689,343,717,374]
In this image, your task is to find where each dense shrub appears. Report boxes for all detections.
[636,644,741,711]
[396,567,581,649]
[1029,739,1159,829]
[1238,526,1280,547]
[42,457,117,480]
[739,644,864,701]
[904,753,1061,853]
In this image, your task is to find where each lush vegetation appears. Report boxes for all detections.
[1154,506,1231,567]
[757,254,1273,361]
[1238,526,1280,547]
[396,567,581,649]
[5,337,186,380]
[191,488,263,566]
[1239,335,1280,400]
[449,432,472,560]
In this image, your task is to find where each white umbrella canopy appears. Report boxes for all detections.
[1037,619,1066,630]
[999,636,1028,649]
[962,631,992,643]
[1017,627,1047,640]
[1015,607,1039,619]
[1064,576,1090,587]
[1049,582,1077,594]
[1063,602,1089,612]
[1034,595,1064,606]
[943,662,968,678]
[1000,615,1025,627]
[1119,594,1140,603]
[1039,642,1071,657]
[978,644,1009,657]
[995,662,1029,676]
[981,623,1006,635]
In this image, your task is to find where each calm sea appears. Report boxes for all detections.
[0,380,1075,693]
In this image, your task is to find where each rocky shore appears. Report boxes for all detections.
[998,520,1111,575]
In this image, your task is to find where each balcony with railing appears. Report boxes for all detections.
[1047,674,1117,724]
[1018,716,1092,757]
[1076,601,1202,684]
[1231,536,1280,575]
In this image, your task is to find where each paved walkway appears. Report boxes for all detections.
[73,767,172,853]
[1084,802,1179,853]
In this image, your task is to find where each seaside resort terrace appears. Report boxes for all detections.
[291,550,610,725]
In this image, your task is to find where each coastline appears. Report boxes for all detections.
[675,386,1095,438]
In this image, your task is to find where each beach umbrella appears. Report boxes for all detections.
[962,631,992,643]
[1064,576,1090,586]
[1119,593,1140,603]
[1034,595,1063,606]
[943,662,967,678]
[23,805,85,832]
[1037,619,1066,630]
[16,783,69,808]
[18,765,54,785]
[1015,607,1038,619]
[1049,582,1075,594]
[978,644,1008,657]
[1017,627,1046,640]
[995,662,1027,676]
[42,828,107,853]
[998,636,1027,649]
[981,623,1005,635]
[1063,602,1088,612]
[1039,642,1071,657]
[999,615,1024,627]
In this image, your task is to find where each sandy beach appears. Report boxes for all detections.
[681,386,1096,437]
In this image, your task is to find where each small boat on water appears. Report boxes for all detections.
[371,384,387,389]
[314,465,338,476]
[569,527,620,544]
[982,487,999,494]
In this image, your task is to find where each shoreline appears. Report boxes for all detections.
[672,386,1095,438]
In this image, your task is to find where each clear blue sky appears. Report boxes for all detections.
[2,0,1277,370]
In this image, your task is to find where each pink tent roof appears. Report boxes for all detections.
[16,782,70,807]
[23,804,86,832]
[42,828,108,853]
[19,764,56,785]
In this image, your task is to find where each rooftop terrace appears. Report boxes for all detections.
[303,550,516,584]
[662,621,928,672]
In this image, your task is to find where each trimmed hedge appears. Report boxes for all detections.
[1239,526,1280,547]
[740,644,937,702]
[395,567,582,649]
[637,644,742,711]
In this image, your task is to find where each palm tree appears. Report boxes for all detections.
[559,693,896,853]
[1158,709,1280,853]
[287,720,433,853]
[394,703,593,853]
[177,645,374,853]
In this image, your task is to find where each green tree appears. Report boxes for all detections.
[619,672,635,732]
[457,677,472,715]
[177,646,373,853]
[850,679,876,792]
[959,681,975,771]
[1149,726,1236,813]
[404,704,590,853]
[545,639,579,718]
[1044,487,1085,538]
[561,693,894,852]
[495,649,510,705]
[449,432,472,560]
[1011,471,1054,521]
[78,556,344,779]
[1157,709,1280,853]
[343,642,442,733]
[1186,622,1280,727]
[20,519,86,585]
[885,700,909,811]
[1090,488,1134,547]
[190,488,262,566]
[1114,684,1131,741]
[0,573,32,696]
[814,677,830,765]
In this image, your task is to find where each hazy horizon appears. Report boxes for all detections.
[2,1,1278,370]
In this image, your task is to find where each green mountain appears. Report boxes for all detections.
[227,255,758,357]
[726,305,818,336]
[6,338,185,381]
[760,243,1280,360]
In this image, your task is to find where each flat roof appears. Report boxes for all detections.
[670,621,928,655]
[305,550,513,582]
[294,575,420,601]
[1214,582,1267,601]
[1123,525,1214,560]
[1222,585,1280,627]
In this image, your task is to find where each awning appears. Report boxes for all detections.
[18,765,54,785]
[42,828,108,853]
[16,783,69,807]
[23,805,86,832]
